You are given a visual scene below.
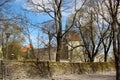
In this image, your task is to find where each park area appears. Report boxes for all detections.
[0,0,120,80]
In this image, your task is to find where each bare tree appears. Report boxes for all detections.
[0,21,24,60]
[97,0,120,80]
[41,20,56,61]
[0,0,11,7]
[0,0,17,21]
[74,7,100,62]
[101,25,112,62]
[26,0,86,61]
[68,0,113,62]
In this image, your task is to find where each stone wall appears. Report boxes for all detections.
[6,61,115,79]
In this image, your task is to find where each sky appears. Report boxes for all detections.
[2,0,77,46]
[7,0,78,26]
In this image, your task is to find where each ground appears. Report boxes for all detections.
[6,71,115,80]
[52,72,115,80]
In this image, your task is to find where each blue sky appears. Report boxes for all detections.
[8,0,67,28]
[8,0,67,25]
[5,0,68,46]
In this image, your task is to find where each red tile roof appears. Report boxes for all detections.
[21,44,32,53]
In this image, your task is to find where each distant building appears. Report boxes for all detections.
[61,31,85,62]
[21,44,33,59]
[21,31,113,62]
[21,44,56,61]
[34,47,56,61]
[22,44,32,53]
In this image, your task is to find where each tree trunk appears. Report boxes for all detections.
[90,56,95,62]
[104,52,107,62]
[48,37,51,61]
[1,32,5,59]
[115,57,120,80]
[56,36,62,62]
[103,37,112,62]
[116,21,120,80]
[54,0,62,62]
[48,45,51,61]
[90,58,94,62]
[112,22,120,80]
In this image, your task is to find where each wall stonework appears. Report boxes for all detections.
[5,61,115,79]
